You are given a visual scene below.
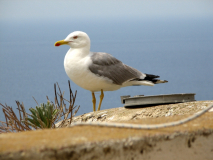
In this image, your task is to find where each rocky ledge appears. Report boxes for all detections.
[0,101,213,160]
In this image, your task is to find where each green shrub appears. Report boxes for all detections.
[0,81,80,133]
[25,101,58,129]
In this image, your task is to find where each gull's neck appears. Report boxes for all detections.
[68,45,90,59]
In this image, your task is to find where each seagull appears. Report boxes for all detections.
[54,31,168,112]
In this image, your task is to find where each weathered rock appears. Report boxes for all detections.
[58,100,213,127]
[0,101,213,160]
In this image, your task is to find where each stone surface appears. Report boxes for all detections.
[58,100,213,126]
[0,101,213,160]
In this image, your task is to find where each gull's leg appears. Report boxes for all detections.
[97,89,104,111]
[92,92,96,111]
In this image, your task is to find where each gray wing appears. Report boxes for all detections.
[88,52,145,85]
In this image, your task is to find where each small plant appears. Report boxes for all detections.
[0,81,80,133]
[25,101,59,129]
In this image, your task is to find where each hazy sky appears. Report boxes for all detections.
[1,0,213,22]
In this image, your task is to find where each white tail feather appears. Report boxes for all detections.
[123,80,154,87]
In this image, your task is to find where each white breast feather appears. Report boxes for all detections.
[64,51,121,92]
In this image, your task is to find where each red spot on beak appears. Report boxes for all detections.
[55,43,61,47]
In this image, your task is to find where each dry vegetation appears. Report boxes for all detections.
[0,81,80,133]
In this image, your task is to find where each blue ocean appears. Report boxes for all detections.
[0,18,213,121]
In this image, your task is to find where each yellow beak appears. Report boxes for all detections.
[54,40,69,47]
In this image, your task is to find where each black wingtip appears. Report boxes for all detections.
[144,73,160,79]
[144,73,168,84]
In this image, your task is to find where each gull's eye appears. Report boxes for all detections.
[73,36,78,39]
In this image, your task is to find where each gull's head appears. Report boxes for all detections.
[54,31,90,48]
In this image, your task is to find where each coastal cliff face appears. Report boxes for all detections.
[1,101,213,160]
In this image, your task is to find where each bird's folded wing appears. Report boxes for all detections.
[88,52,145,85]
